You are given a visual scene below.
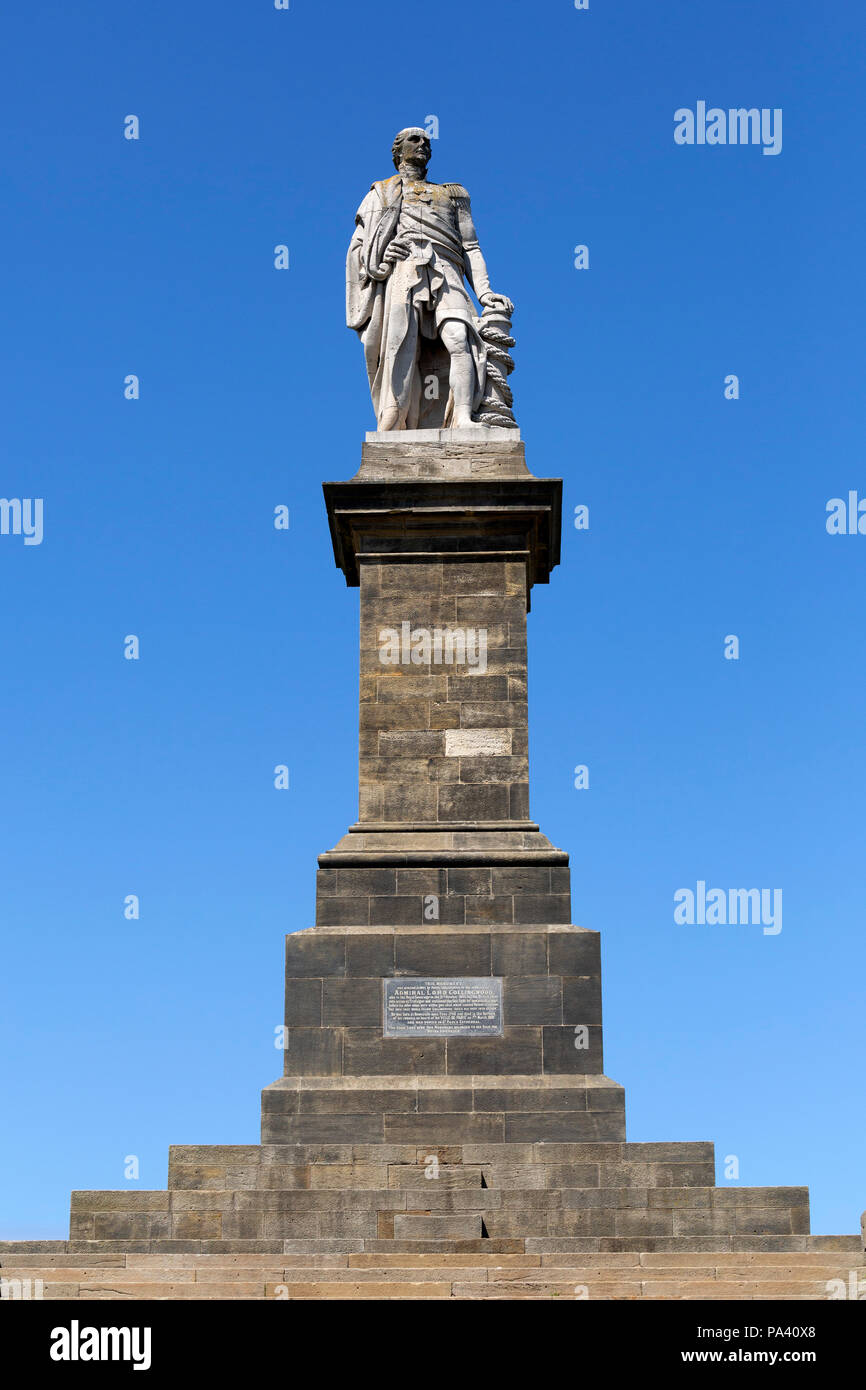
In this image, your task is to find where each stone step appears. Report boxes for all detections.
[168,1158,717,1191]
[524,1235,862,1253]
[3,1261,860,1283]
[12,1283,836,1300]
[448,1278,849,1300]
[1,1250,861,1300]
[70,1185,808,1212]
[67,1183,811,1245]
[349,1250,866,1268]
[261,1116,627,1145]
[7,1248,861,1271]
[168,1140,716,1173]
[5,1232,859,1258]
[77,1186,807,1209]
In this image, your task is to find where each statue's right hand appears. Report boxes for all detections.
[382,237,411,266]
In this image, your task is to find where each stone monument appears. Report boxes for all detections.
[1,131,861,1299]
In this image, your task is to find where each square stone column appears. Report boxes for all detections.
[318,434,569,928]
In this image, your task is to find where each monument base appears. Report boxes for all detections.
[261,1075,624,1147]
[66,1139,811,1248]
[3,437,859,1297]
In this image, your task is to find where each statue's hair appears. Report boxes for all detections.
[392,127,430,169]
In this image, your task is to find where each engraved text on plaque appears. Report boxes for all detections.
[383,977,503,1038]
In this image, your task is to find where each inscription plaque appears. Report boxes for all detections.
[383,977,503,1038]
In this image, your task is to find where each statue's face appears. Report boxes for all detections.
[399,131,431,168]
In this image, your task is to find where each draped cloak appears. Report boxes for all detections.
[346,174,488,430]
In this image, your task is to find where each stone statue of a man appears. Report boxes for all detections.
[347,128,515,431]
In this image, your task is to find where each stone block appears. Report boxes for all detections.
[285,979,322,1027]
[316,896,368,927]
[396,868,445,896]
[369,896,424,926]
[561,977,603,1026]
[359,784,384,819]
[346,934,396,976]
[359,698,429,731]
[393,1214,483,1240]
[504,977,562,1025]
[428,703,462,731]
[483,1212,550,1238]
[416,1088,474,1112]
[172,1212,223,1241]
[547,932,600,975]
[387,1166,484,1189]
[379,732,445,758]
[322,978,381,1027]
[587,1086,625,1114]
[376,674,447,701]
[319,1212,381,1238]
[297,1088,415,1115]
[70,1192,169,1212]
[260,1215,320,1239]
[283,1029,342,1077]
[285,932,346,977]
[446,1032,542,1075]
[623,1142,714,1163]
[92,1215,166,1241]
[394,932,492,976]
[446,867,492,896]
[513,894,571,924]
[342,1030,446,1076]
[489,867,551,898]
[505,1112,623,1143]
[437,784,509,821]
[472,1086,587,1113]
[384,1113,506,1144]
[261,1114,385,1145]
[458,756,525,785]
[435,895,467,924]
[382,783,438,821]
[464,895,515,925]
[542,1025,603,1073]
[461,702,528,730]
[549,867,571,894]
[329,867,397,897]
[490,931,547,976]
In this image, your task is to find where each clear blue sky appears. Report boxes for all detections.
[2,0,863,1238]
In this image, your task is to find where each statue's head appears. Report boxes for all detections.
[392,127,431,172]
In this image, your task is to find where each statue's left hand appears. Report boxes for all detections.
[479,291,514,315]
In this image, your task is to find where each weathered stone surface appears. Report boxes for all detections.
[393,1214,483,1240]
[1,1249,861,1300]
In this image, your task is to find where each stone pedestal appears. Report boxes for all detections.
[262,434,624,1145]
[5,431,857,1280]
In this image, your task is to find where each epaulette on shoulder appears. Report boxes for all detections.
[441,182,470,200]
[371,173,402,196]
